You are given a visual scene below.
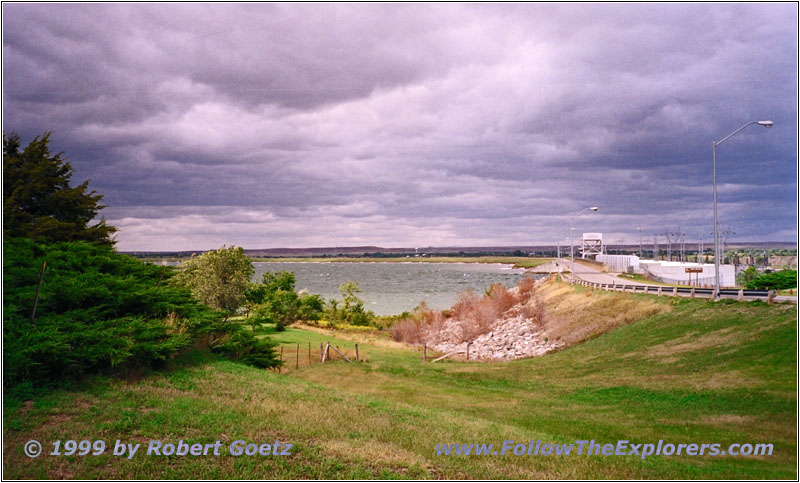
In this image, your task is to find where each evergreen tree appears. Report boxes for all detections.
[3,132,117,245]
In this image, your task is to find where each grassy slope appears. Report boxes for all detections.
[3,289,796,479]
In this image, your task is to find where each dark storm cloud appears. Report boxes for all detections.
[2,3,796,250]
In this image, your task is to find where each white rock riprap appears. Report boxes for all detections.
[424,314,562,361]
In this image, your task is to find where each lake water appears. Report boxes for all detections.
[252,262,539,315]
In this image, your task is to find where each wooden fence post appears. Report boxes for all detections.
[767,290,775,305]
[296,343,299,369]
[320,342,324,361]
[30,261,47,325]
[328,344,351,362]
[466,342,471,360]
[355,343,359,362]
[423,343,427,362]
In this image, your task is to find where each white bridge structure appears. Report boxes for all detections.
[580,232,603,259]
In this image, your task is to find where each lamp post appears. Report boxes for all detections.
[712,120,773,299]
[570,206,599,283]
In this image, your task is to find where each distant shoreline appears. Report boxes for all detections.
[142,256,554,270]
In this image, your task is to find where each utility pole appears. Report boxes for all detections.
[698,232,704,263]
[663,230,673,261]
[720,226,735,265]
[653,234,660,260]
[637,226,643,258]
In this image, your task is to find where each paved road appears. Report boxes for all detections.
[556,258,796,303]
[558,258,660,286]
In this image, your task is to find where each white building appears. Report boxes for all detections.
[596,254,640,273]
[639,260,736,287]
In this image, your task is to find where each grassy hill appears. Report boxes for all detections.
[3,285,796,479]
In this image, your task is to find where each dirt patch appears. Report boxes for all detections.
[19,400,34,415]
[644,327,741,360]
[701,414,756,426]
[39,413,72,431]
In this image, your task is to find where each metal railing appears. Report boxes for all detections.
[640,267,717,287]
[568,278,773,300]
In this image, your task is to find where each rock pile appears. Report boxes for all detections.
[425,313,562,361]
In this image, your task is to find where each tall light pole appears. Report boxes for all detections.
[712,120,773,299]
[570,206,599,283]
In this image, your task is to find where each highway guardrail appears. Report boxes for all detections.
[570,279,774,301]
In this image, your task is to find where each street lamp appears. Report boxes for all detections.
[712,120,773,299]
[570,206,599,283]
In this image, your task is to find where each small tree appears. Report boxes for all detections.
[298,293,324,322]
[325,281,375,327]
[3,132,117,245]
[737,266,758,288]
[245,271,323,332]
[172,245,254,314]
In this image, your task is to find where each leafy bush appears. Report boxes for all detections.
[324,281,376,328]
[171,245,254,313]
[744,269,797,290]
[245,271,324,331]
[737,266,759,288]
[3,238,280,389]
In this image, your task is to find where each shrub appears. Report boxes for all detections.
[3,238,281,389]
[392,277,540,345]
[390,303,446,343]
[521,295,546,328]
[745,269,797,290]
[324,281,376,328]
[458,302,497,343]
[452,289,480,320]
[517,273,536,301]
[390,319,424,344]
[451,284,515,342]
[171,245,254,313]
[245,271,325,332]
[487,283,517,314]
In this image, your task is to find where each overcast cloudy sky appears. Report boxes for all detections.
[3,3,797,251]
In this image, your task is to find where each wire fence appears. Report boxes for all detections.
[641,267,717,287]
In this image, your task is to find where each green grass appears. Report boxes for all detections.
[3,293,796,479]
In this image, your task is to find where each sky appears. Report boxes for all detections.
[2,3,797,251]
